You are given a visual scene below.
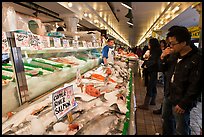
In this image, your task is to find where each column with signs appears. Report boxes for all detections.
[8,32,29,105]
[52,85,78,120]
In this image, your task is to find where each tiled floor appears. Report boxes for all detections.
[129,61,202,135]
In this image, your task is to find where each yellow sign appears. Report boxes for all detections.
[188,26,200,39]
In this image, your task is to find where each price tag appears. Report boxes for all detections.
[2,31,9,53]
[52,85,78,120]
[62,39,70,48]
[41,36,50,48]
[53,37,62,48]
[14,33,29,48]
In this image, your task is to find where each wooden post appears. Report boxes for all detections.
[67,111,73,124]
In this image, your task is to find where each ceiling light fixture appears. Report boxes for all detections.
[84,12,88,17]
[165,14,171,19]
[172,6,180,13]
[88,13,92,18]
[67,2,73,8]
[127,18,133,26]
[125,9,133,18]
[94,19,98,24]
[121,2,132,10]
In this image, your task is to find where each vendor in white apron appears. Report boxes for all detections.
[102,38,115,65]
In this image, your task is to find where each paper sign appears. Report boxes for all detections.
[76,69,82,86]
[62,39,70,48]
[41,36,50,48]
[53,37,62,48]
[52,85,78,120]
[2,32,9,53]
[87,42,93,48]
[14,33,30,47]
[82,41,87,48]
[28,34,42,50]
[72,40,79,48]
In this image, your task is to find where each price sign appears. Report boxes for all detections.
[62,39,70,48]
[14,33,30,48]
[41,36,50,48]
[82,41,87,48]
[28,34,42,50]
[53,37,62,48]
[52,85,78,120]
[2,32,9,53]
[76,69,82,86]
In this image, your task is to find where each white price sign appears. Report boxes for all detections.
[2,32,9,53]
[29,34,42,50]
[14,33,30,48]
[41,36,50,48]
[53,37,62,48]
[62,39,70,48]
[82,41,87,48]
[52,85,78,120]
[76,69,82,86]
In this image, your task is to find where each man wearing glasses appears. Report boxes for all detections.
[159,26,202,135]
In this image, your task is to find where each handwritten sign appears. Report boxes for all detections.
[53,37,62,48]
[82,41,87,48]
[62,39,70,48]
[52,85,77,120]
[29,34,42,50]
[40,36,50,48]
[2,32,9,53]
[87,42,93,47]
[76,69,82,86]
[14,33,30,47]
[72,40,79,48]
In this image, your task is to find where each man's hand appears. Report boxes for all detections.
[160,47,174,60]
[174,105,185,114]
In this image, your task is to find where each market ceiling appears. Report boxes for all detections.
[8,2,199,47]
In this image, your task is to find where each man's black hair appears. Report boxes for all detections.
[167,25,191,45]
[107,38,115,42]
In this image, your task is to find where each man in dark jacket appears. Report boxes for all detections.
[160,26,202,135]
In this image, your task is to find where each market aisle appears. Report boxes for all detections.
[131,62,202,135]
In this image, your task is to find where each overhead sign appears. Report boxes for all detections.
[188,26,200,39]
[52,85,78,120]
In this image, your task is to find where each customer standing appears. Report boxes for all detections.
[153,39,168,114]
[138,38,162,110]
[160,26,202,135]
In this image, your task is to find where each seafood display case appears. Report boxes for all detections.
[2,61,136,135]
[2,31,102,116]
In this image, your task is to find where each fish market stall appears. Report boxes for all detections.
[2,62,136,135]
